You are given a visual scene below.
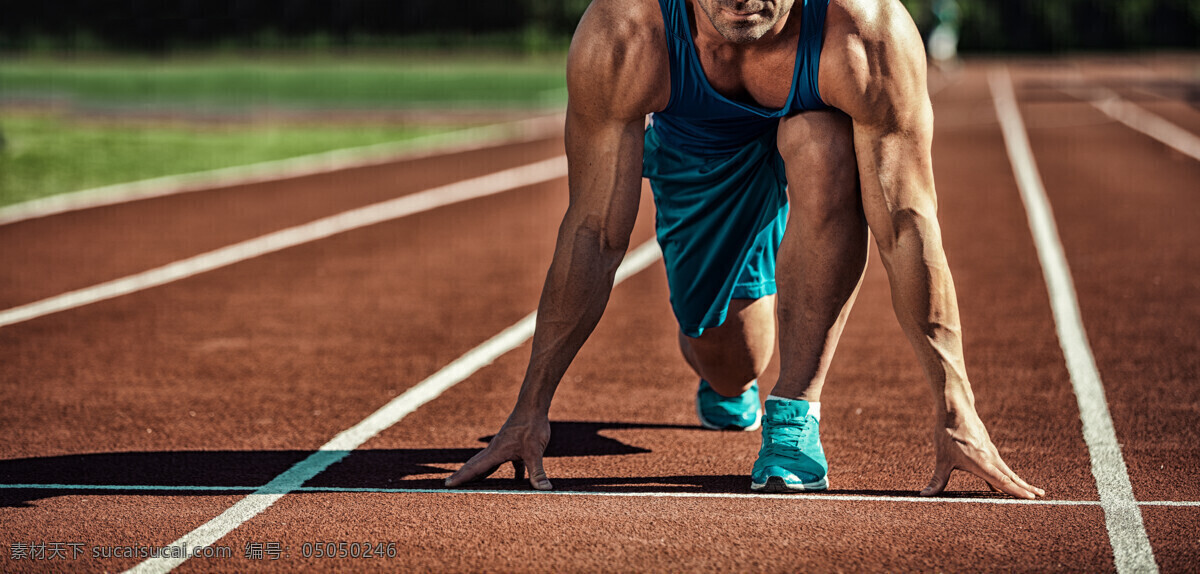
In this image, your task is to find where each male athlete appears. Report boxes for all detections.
[448,0,1044,499]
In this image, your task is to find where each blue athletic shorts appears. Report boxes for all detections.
[642,124,789,338]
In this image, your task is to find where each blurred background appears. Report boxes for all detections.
[1,0,1198,208]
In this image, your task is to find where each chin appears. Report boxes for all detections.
[715,23,772,44]
[705,2,783,44]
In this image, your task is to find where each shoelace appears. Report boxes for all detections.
[762,418,815,460]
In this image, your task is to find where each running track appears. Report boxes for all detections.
[1,56,1197,572]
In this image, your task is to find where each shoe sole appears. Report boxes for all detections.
[696,401,762,432]
[750,475,829,492]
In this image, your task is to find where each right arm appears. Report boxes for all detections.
[446,0,669,490]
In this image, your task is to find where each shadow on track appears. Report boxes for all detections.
[1,420,990,506]
[0,420,697,506]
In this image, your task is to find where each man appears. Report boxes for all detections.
[447,0,1044,499]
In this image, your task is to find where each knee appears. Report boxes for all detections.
[744,348,772,381]
[696,343,770,392]
[715,343,771,383]
[683,328,773,386]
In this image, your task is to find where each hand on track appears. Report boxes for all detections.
[920,411,1045,499]
[445,414,552,490]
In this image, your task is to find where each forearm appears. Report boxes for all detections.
[876,217,975,418]
[514,221,627,415]
[851,107,976,419]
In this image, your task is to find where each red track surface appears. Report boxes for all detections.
[1,57,1197,572]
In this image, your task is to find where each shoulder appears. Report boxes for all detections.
[817,0,929,125]
[824,0,920,39]
[567,0,671,120]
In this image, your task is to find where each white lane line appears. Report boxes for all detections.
[0,156,567,329]
[1138,500,1200,507]
[0,115,562,226]
[0,484,261,491]
[122,239,663,574]
[1075,87,1200,162]
[0,483,1092,505]
[989,66,1158,574]
[7,482,1200,507]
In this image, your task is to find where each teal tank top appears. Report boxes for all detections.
[650,0,830,157]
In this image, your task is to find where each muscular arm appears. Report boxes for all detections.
[824,1,968,416]
[821,0,1042,498]
[447,0,668,489]
[516,96,645,414]
[518,0,668,413]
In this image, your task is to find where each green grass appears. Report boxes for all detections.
[0,115,451,207]
[0,54,569,208]
[0,56,568,109]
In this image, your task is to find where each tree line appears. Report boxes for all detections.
[2,0,1196,53]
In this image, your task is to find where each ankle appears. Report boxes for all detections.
[766,395,821,421]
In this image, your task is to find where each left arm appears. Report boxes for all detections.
[821,0,1043,499]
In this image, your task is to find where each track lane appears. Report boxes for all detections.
[0,155,612,572]
[1015,67,1200,503]
[1134,100,1200,140]
[1013,62,1200,569]
[214,496,1113,572]
[1076,55,1200,137]
[1141,507,1200,572]
[0,137,562,310]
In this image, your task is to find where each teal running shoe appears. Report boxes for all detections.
[695,380,762,431]
[750,398,828,491]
